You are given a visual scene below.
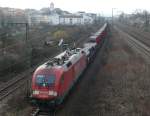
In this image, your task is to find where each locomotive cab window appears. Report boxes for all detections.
[46,75,55,85]
[36,75,55,86]
[36,75,45,86]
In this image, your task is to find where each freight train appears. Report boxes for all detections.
[30,23,109,107]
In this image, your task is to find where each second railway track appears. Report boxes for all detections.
[116,23,150,47]
[115,26,150,59]
[0,69,33,101]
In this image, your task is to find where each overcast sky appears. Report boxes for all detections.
[0,0,149,16]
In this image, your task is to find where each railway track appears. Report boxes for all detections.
[0,68,34,101]
[116,23,150,47]
[115,26,150,59]
[31,108,56,116]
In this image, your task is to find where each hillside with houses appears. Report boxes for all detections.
[0,2,100,26]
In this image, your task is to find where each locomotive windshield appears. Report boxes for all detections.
[36,75,55,87]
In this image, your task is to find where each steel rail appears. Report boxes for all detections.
[115,26,150,59]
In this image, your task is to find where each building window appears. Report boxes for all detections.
[63,18,65,24]
[77,18,81,24]
[70,18,73,25]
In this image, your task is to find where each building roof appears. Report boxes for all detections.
[59,15,83,18]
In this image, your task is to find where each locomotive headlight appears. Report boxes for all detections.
[48,91,57,96]
[48,91,54,96]
[53,91,57,96]
[33,90,39,95]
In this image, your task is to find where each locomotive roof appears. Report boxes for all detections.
[83,43,96,48]
[36,48,83,71]
[90,35,98,39]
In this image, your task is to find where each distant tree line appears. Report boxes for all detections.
[118,10,150,31]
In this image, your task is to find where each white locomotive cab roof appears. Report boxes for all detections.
[90,35,98,39]
[55,51,67,59]
[84,43,96,48]
[38,48,84,70]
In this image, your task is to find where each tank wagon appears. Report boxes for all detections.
[88,23,108,45]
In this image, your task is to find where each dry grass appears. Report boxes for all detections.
[94,29,150,116]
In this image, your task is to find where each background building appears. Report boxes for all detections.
[26,2,96,25]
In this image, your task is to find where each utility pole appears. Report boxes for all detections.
[112,8,116,27]
[7,23,31,67]
[144,11,149,31]
[8,23,29,42]
[112,8,113,26]
[25,23,29,42]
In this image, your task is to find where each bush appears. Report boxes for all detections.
[53,30,69,40]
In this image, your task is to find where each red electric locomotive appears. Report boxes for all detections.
[30,23,109,108]
[31,48,87,106]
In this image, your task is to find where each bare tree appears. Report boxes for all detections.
[0,9,8,55]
